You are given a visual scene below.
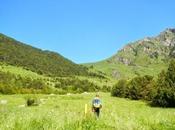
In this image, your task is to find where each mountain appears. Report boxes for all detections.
[86,28,175,79]
[0,33,88,77]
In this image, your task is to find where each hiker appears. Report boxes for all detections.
[92,94,102,117]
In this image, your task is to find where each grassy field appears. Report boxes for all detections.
[85,61,167,79]
[0,93,175,130]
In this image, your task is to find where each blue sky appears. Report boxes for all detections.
[1,0,175,63]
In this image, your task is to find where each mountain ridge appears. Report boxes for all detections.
[0,33,88,77]
[86,28,175,79]
[1,28,175,79]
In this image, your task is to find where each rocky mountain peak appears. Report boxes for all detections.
[156,28,175,47]
[109,28,175,66]
[164,28,175,33]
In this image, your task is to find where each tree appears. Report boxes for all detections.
[128,75,153,100]
[111,79,128,98]
[152,60,175,107]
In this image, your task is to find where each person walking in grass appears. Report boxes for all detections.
[92,94,102,118]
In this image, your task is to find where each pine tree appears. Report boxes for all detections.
[152,60,175,107]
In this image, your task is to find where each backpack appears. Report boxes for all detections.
[93,98,101,108]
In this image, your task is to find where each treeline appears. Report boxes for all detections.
[54,77,102,93]
[111,60,175,107]
[0,70,108,94]
[0,71,51,94]
[0,34,88,77]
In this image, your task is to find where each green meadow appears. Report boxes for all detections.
[0,93,175,130]
[85,61,167,79]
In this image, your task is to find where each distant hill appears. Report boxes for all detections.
[0,33,88,77]
[86,28,175,79]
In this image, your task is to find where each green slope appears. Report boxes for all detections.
[0,63,44,79]
[85,28,175,79]
[0,33,88,77]
[0,62,114,94]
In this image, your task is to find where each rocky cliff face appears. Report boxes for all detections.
[88,28,175,79]
[110,28,175,66]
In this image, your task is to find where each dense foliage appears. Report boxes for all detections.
[0,69,106,94]
[111,79,128,98]
[112,59,175,107]
[152,60,175,107]
[0,34,88,77]
[0,71,50,94]
[54,77,101,93]
[111,75,154,100]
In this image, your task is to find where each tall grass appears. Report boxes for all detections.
[0,93,175,130]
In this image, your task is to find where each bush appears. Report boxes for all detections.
[152,88,175,107]
[128,75,153,100]
[26,97,39,106]
[111,76,154,100]
[111,79,128,98]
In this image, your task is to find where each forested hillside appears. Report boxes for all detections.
[0,33,88,77]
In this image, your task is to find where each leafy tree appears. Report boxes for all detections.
[127,75,153,100]
[111,79,128,98]
[152,60,175,107]
[111,75,154,100]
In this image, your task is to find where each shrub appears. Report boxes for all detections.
[111,76,154,100]
[111,79,128,98]
[26,96,39,106]
[152,88,175,107]
[128,75,153,100]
